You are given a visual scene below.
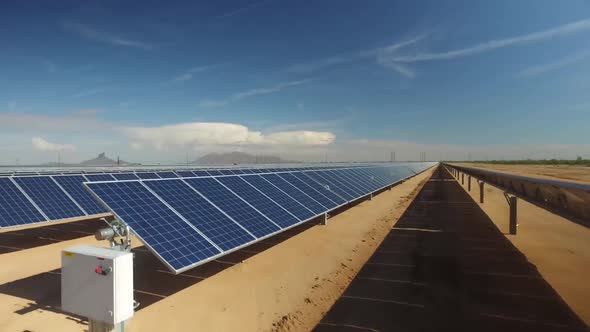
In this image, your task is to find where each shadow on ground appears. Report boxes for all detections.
[315,166,589,332]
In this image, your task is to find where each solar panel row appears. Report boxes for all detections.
[0,165,345,177]
[0,165,379,229]
[86,163,436,273]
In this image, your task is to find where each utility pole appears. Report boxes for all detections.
[186,152,189,167]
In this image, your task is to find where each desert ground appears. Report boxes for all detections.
[453,163,590,185]
[0,168,434,332]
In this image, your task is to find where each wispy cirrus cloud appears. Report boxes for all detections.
[62,22,154,50]
[172,64,221,82]
[216,0,272,19]
[386,18,590,63]
[199,79,312,108]
[286,35,427,75]
[519,50,590,77]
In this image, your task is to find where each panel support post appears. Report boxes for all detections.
[467,175,471,191]
[478,180,485,203]
[461,173,464,185]
[369,193,373,201]
[321,213,329,226]
[504,193,518,235]
[89,320,125,332]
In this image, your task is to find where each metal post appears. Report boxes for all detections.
[478,181,485,203]
[369,193,373,200]
[89,320,125,332]
[504,193,518,235]
[461,173,464,185]
[321,213,329,225]
[467,175,471,191]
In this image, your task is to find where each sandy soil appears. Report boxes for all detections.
[0,168,434,332]
[450,167,590,324]
[453,163,590,185]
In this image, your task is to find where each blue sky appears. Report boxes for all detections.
[1,0,590,164]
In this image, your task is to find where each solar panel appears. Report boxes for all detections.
[345,168,379,192]
[191,170,210,177]
[350,168,387,188]
[325,170,368,196]
[53,175,108,215]
[217,169,235,175]
[135,172,160,180]
[302,172,354,201]
[112,173,139,180]
[241,175,317,221]
[156,171,178,178]
[231,169,246,174]
[176,171,196,177]
[240,169,256,174]
[277,173,341,208]
[0,178,47,227]
[144,179,256,251]
[329,170,372,195]
[216,176,300,228]
[320,170,366,197]
[184,177,281,238]
[85,174,116,182]
[14,176,85,220]
[85,181,221,272]
[205,170,223,176]
[347,168,384,190]
[261,174,328,214]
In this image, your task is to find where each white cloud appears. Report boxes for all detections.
[62,22,153,50]
[386,18,590,63]
[199,79,312,108]
[32,137,76,151]
[121,122,335,150]
[519,50,590,77]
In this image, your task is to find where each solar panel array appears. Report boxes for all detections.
[86,163,436,273]
[0,165,396,229]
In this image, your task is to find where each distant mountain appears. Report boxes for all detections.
[79,152,136,166]
[193,151,295,165]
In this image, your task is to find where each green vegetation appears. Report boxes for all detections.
[458,157,590,166]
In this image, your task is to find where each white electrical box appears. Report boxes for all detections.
[61,245,134,324]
